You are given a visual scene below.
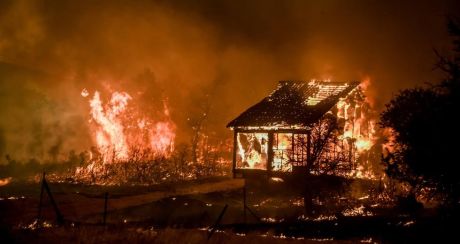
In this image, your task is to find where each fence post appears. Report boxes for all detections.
[37,172,45,226]
[37,172,64,225]
[208,204,228,240]
[42,176,64,224]
[243,182,247,224]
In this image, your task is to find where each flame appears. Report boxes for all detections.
[149,121,175,153]
[236,133,268,169]
[83,88,175,163]
[355,138,372,152]
[337,80,379,179]
[81,88,89,97]
[272,133,293,172]
[0,177,12,186]
[89,91,131,161]
[337,81,377,155]
[382,127,397,155]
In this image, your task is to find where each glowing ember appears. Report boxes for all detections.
[82,88,175,163]
[20,219,53,230]
[270,177,284,182]
[342,205,374,216]
[306,80,350,106]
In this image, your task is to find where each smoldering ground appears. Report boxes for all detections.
[0,0,459,167]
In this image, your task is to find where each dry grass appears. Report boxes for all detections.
[6,226,352,244]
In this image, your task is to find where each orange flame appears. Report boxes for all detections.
[83,88,175,163]
[0,177,12,187]
[89,91,131,161]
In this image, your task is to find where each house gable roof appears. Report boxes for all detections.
[227,80,360,129]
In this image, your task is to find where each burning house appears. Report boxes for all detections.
[227,80,376,179]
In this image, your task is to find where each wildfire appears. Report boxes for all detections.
[83,88,176,163]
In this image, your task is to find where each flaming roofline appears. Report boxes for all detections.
[227,80,360,129]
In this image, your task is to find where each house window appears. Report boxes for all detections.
[236,132,268,170]
[272,133,308,172]
[272,133,292,172]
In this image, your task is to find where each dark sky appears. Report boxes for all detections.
[0,0,458,161]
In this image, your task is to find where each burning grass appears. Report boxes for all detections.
[0,142,231,186]
[68,148,231,185]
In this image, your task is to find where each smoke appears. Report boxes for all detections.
[0,0,458,163]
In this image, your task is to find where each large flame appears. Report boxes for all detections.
[83,88,175,163]
[336,78,379,179]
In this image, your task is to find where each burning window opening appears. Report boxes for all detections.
[236,132,268,170]
[228,80,380,179]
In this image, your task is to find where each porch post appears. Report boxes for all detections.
[267,132,274,173]
[306,130,311,173]
[232,129,238,178]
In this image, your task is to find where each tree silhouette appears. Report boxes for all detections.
[380,18,460,205]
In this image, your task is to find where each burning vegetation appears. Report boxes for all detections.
[85,89,176,162]
[58,86,231,185]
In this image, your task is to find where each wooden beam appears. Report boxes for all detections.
[232,130,238,178]
[235,128,311,134]
[267,132,274,173]
[306,131,311,174]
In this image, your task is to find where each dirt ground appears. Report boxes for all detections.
[1,176,459,243]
